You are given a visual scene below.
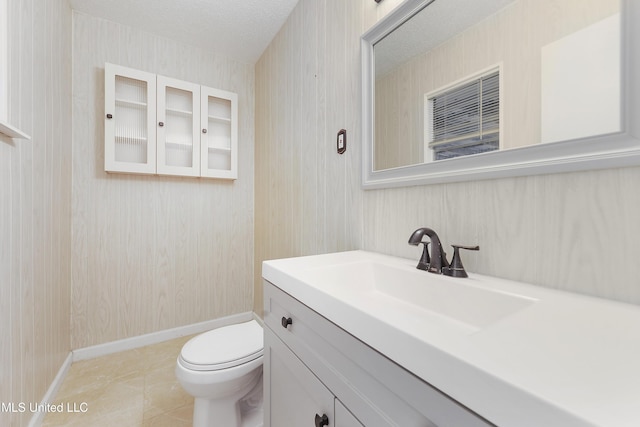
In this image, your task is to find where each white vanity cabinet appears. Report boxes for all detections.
[104,63,238,179]
[263,281,493,427]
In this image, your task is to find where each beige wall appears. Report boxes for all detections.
[255,0,640,312]
[0,0,73,425]
[71,12,255,348]
[375,0,619,169]
[363,168,640,304]
[254,0,389,315]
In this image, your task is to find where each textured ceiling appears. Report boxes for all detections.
[69,0,300,64]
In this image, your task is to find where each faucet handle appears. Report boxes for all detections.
[416,242,430,271]
[453,244,479,251]
[443,244,479,278]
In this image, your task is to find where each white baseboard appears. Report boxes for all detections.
[252,311,264,328]
[28,352,73,427]
[72,311,254,361]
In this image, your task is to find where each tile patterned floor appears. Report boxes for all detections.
[42,335,196,427]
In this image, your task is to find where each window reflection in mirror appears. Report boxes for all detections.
[373,0,621,172]
[426,68,500,161]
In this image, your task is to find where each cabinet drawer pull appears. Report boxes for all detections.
[158,121,164,127]
[202,128,207,134]
[106,113,113,119]
[315,413,329,427]
[281,316,293,329]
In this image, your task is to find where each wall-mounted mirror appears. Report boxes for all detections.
[362,0,640,189]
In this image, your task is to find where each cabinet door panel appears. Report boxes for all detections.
[105,63,156,174]
[156,75,200,177]
[200,86,238,179]
[265,328,334,427]
[335,399,364,427]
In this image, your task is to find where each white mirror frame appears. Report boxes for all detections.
[362,0,640,189]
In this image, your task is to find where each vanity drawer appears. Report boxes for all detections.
[263,280,493,427]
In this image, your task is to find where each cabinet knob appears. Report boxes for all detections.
[315,413,329,427]
[158,121,164,127]
[281,316,292,329]
[202,128,207,134]
[106,113,113,119]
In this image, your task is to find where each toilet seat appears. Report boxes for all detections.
[180,320,263,372]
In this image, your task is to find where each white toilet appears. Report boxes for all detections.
[176,320,264,427]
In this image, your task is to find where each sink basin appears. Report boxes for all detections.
[295,259,536,332]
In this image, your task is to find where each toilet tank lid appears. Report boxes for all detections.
[181,320,263,368]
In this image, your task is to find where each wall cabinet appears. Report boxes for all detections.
[263,281,494,427]
[104,63,237,179]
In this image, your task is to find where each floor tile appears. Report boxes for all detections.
[42,335,195,427]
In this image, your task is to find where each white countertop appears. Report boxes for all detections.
[262,250,640,427]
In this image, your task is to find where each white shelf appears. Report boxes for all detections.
[166,141,194,148]
[167,107,193,116]
[208,145,231,153]
[208,115,231,123]
[0,120,31,140]
[115,98,147,108]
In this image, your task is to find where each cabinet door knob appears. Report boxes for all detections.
[158,121,164,127]
[315,413,329,427]
[106,113,113,119]
[202,128,207,134]
[281,317,292,329]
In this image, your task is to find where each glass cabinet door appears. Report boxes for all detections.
[156,76,200,177]
[200,86,238,180]
[104,63,156,174]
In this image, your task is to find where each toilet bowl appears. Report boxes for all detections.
[176,320,264,427]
